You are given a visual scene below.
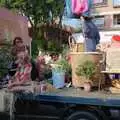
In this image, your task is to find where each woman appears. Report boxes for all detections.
[8,52,32,91]
[9,37,28,77]
[81,16,100,52]
[11,37,28,57]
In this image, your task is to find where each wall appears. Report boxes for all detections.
[94,0,120,15]
[92,0,120,30]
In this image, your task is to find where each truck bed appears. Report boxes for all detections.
[17,88,120,108]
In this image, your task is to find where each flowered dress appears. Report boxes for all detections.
[14,63,32,85]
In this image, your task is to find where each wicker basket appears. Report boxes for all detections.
[70,52,104,88]
[68,36,84,52]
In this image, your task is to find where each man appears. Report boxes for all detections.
[81,16,100,52]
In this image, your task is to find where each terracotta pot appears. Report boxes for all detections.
[70,52,103,88]
[83,82,92,92]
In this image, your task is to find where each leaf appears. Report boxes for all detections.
[76,60,96,80]
[0,42,13,78]
[0,0,64,56]
[46,0,54,4]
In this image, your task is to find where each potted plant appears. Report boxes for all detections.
[52,58,71,88]
[76,60,96,92]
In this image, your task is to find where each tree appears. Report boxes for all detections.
[0,41,13,78]
[0,0,64,57]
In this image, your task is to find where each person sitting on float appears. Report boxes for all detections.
[8,52,32,91]
[10,37,29,77]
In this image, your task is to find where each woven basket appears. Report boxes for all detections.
[70,52,104,88]
[68,36,84,52]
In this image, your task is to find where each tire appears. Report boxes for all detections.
[67,111,99,120]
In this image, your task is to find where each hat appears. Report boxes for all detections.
[82,11,93,20]
[112,35,120,42]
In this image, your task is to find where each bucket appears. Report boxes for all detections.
[52,71,65,89]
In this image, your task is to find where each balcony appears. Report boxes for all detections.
[93,0,108,7]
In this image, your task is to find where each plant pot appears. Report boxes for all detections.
[52,71,65,89]
[70,52,104,87]
[83,82,92,92]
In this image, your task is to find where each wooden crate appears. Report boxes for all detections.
[106,48,120,72]
[70,52,104,88]
[109,87,120,94]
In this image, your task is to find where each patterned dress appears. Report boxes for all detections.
[15,63,32,84]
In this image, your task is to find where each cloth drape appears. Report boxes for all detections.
[82,0,93,17]
[71,0,93,17]
[72,0,88,15]
[65,0,74,18]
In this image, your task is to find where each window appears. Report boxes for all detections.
[113,0,120,7]
[113,14,120,25]
[93,16,105,29]
[93,0,108,6]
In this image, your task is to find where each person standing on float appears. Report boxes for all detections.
[81,15,100,52]
[81,0,100,52]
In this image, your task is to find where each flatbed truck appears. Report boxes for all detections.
[11,87,120,120]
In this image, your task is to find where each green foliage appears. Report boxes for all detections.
[62,45,70,57]
[31,39,39,58]
[76,60,96,80]
[47,41,62,54]
[0,0,64,26]
[53,58,71,73]
[0,0,64,57]
[44,65,52,79]
[0,42,13,78]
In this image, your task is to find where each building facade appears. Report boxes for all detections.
[93,0,120,30]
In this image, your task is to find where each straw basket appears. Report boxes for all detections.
[70,52,104,88]
[68,36,84,52]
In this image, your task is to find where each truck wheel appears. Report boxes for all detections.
[67,111,99,120]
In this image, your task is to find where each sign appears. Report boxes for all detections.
[73,31,120,43]
[113,0,120,7]
[99,31,120,43]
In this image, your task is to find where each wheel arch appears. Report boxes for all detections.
[62,105,109,120]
